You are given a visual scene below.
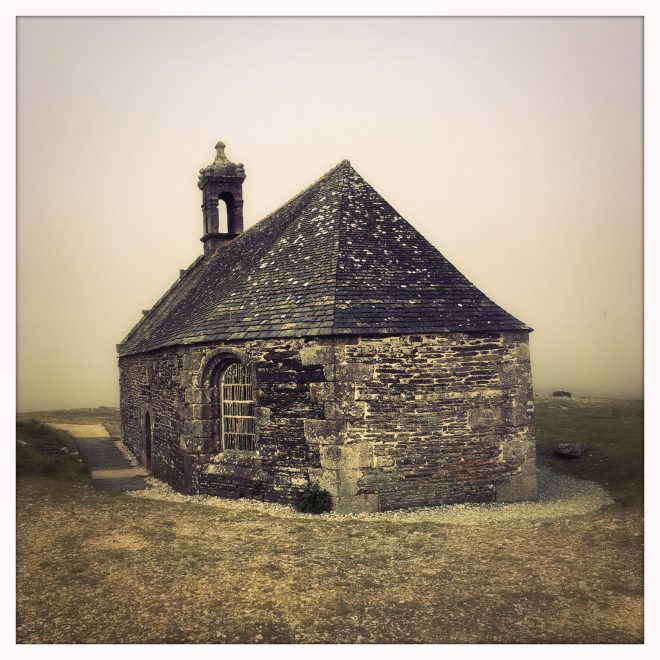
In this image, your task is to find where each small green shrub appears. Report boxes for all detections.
[291,481,332,514]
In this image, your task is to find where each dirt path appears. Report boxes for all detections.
[47,423,148,492]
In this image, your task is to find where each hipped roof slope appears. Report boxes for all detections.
[118,160,528,356]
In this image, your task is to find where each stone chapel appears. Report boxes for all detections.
[117,141,537,513]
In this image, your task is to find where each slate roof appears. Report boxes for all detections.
[118,160,529,357]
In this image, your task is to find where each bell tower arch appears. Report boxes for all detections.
[197,141,246,256]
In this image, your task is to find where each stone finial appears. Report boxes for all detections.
[198,140,245,178]
[213,141,229,166]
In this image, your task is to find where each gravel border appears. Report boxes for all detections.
[125,462,613,525]
[115,438,142,467]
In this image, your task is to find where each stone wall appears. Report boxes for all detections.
[118,330,536,512]
[299,331,536,512]
[365,331,537,508]
[119,350,186,488]
[119,339,326,504]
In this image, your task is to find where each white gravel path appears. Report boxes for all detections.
[125,458,613,525]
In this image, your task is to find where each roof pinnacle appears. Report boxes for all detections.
[198,140,245,178]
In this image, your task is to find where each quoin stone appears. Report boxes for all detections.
[117,141,538,513]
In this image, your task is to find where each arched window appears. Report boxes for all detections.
[219,361,256,451]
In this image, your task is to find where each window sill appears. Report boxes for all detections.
[204,451,262,474]
[208,449,261,463]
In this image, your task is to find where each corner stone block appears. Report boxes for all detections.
[177,369,192,388]
[324,401,367,420]
[186,352,203,371]
[304,419,349,445]
[320,445,342,470]
[336,469,362,497]
[309,382,355,403]
[184,388,203,405]
[515,341,531,363]
[325,363,375,383]
[501,439,530,463]
[333,494,380,514]
[319,443,374,470]
[495,471,538,502]
[345,443,374,469]
[467,406,505,431]
[178,435,195,451]
[309,382,333,402]
[299,343,345,366]
[177,403,192,421]
[183,420,203,437]
[520,459,537,477]
[511,398,532,426]
[500,363,521,387]
[254,406,272,424]
[318,469,340,497]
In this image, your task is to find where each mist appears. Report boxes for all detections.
[16,16,642,412]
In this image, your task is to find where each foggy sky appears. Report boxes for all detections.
[16,16,643,411]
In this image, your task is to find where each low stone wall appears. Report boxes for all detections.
[118,330,536,512]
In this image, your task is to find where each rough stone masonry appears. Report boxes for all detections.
[118,142,537,513]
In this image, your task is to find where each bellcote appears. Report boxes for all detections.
[198,141,246,257]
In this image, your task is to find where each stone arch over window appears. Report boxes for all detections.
[198,350,257,453]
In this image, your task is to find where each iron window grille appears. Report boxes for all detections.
[220,362,256,451]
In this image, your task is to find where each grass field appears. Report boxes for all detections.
[17,407,121,437]
[15,396,643,644]
[534,395,643,507]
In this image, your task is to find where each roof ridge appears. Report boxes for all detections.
[231,159,351,242]
[329,161,350,333]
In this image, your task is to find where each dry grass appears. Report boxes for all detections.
[16,402,644,644]
[16,481,643,644]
